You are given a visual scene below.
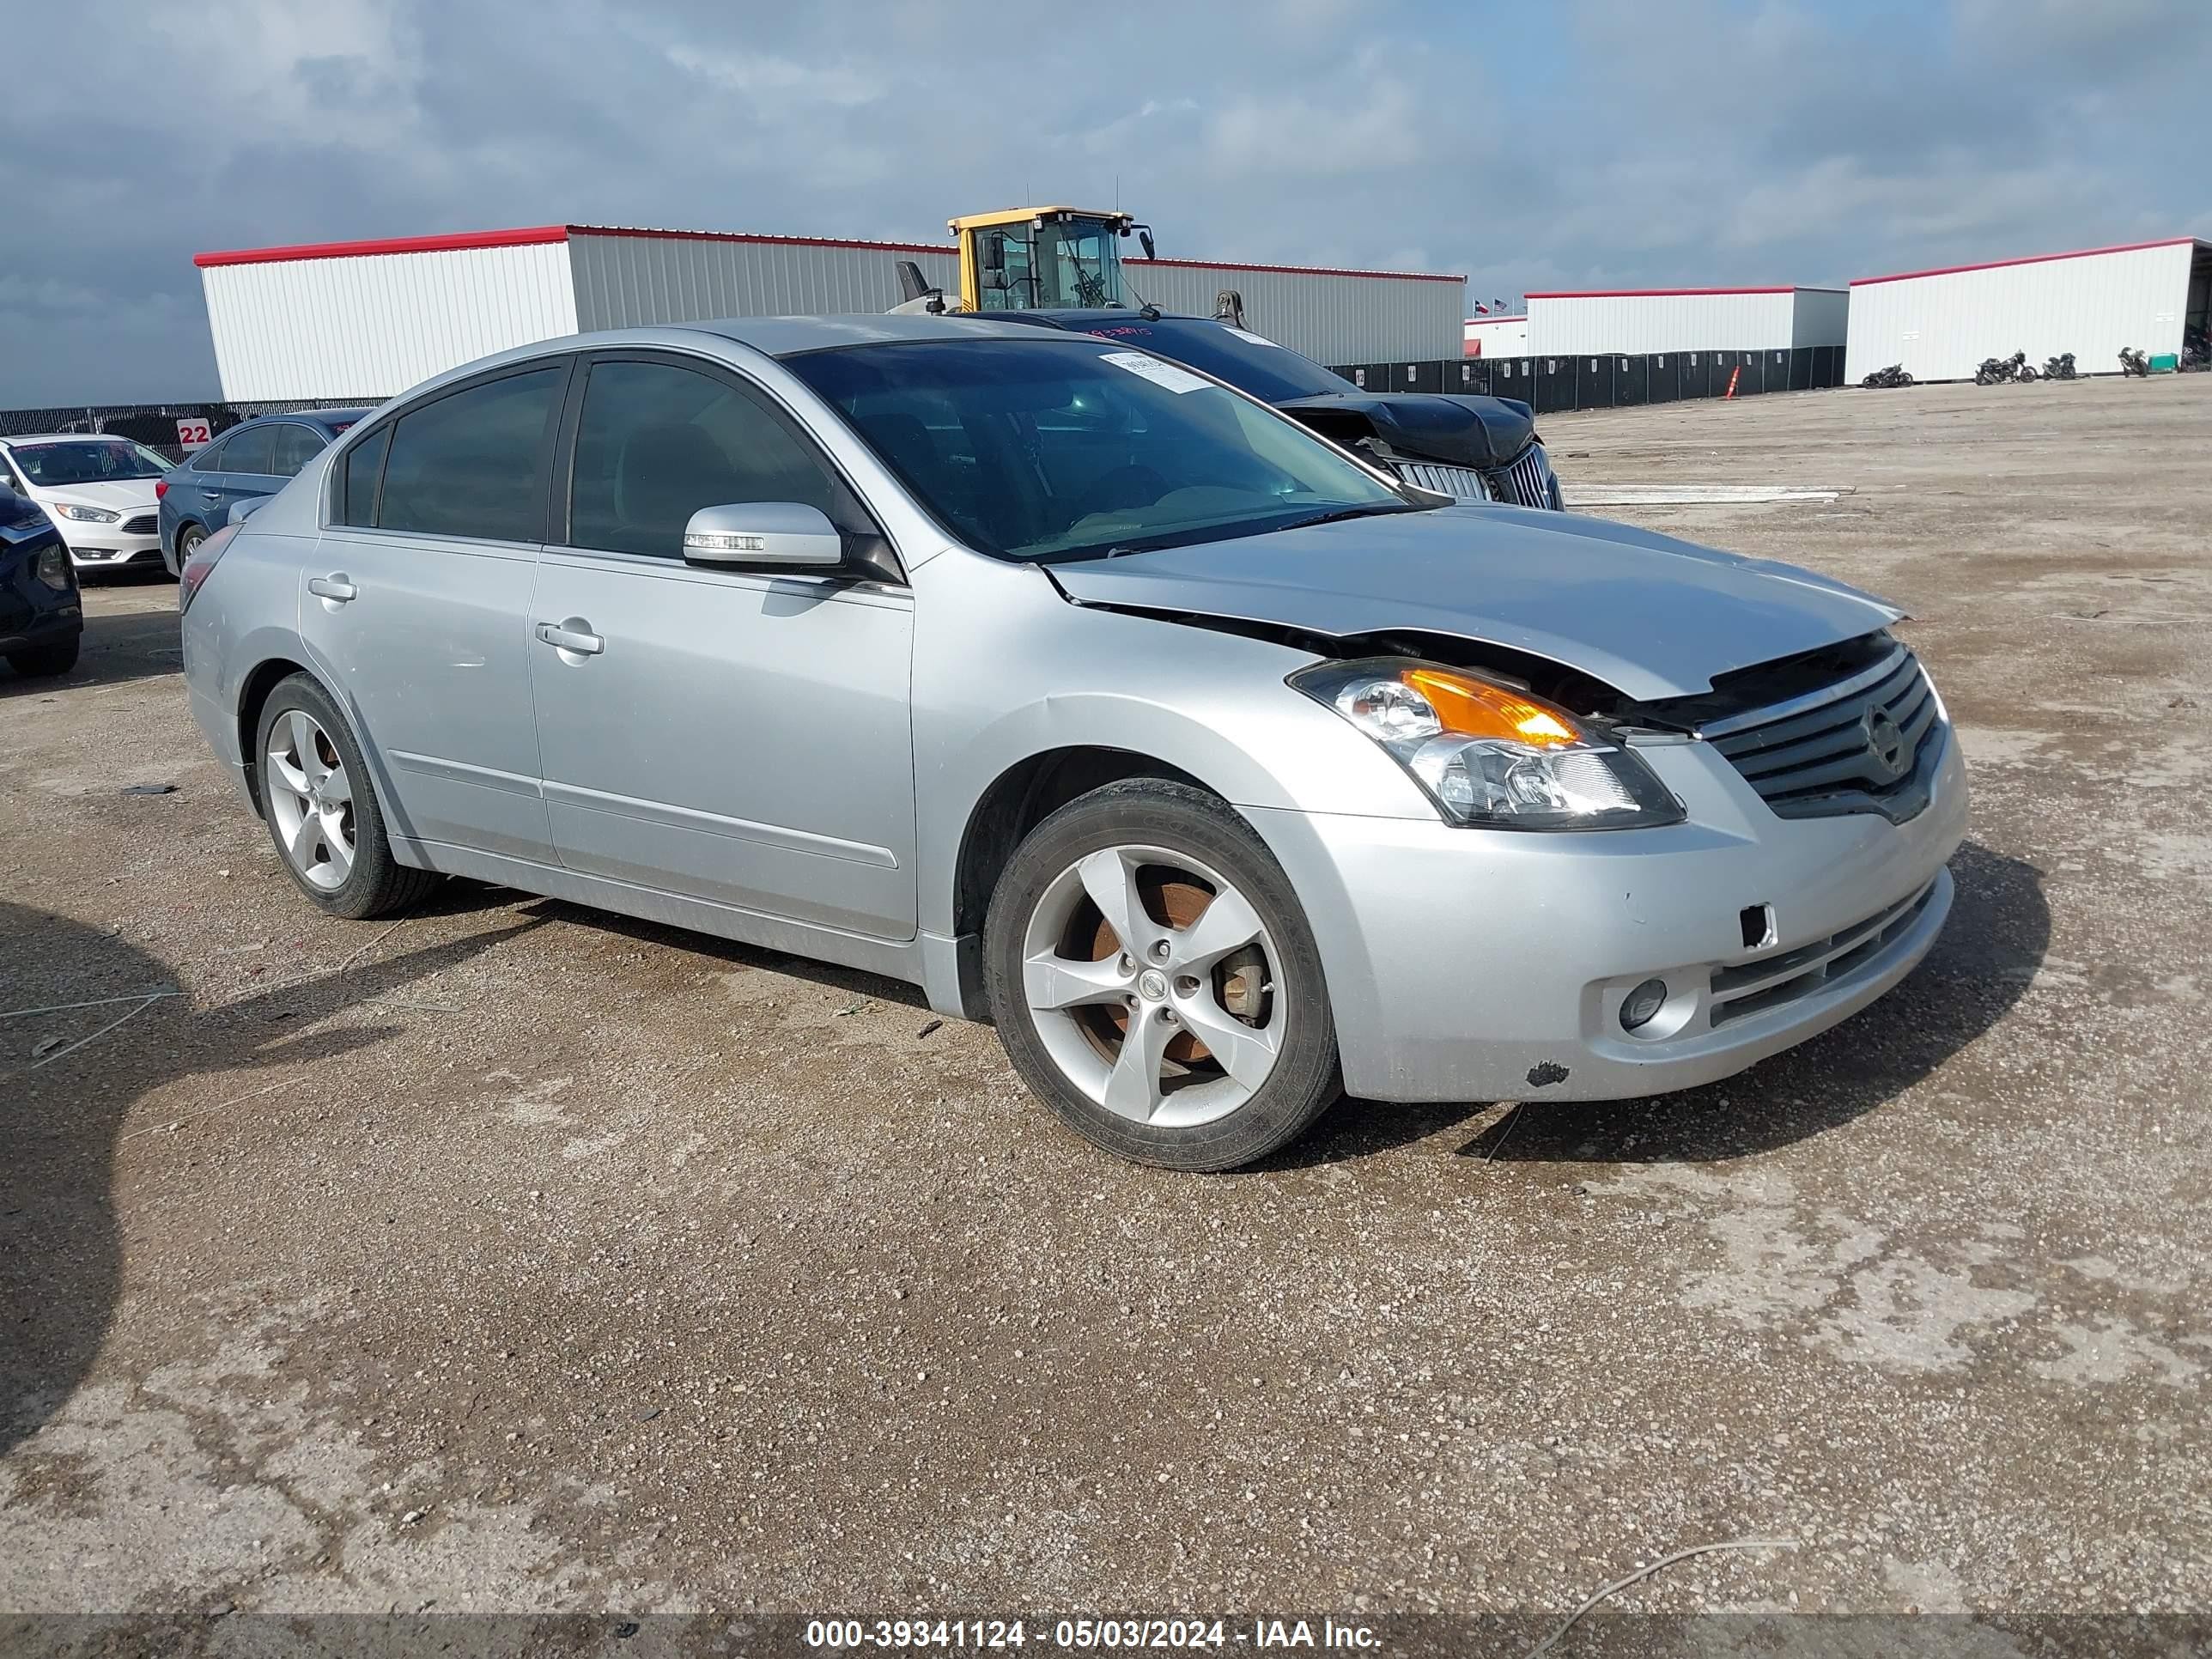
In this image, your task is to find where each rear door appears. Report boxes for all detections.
[301,362,569,865]
[526,351,918,939]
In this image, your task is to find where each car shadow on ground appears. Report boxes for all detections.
[0,901,537,1459]
[1275,838,2048,1170]
[0,595,182,698]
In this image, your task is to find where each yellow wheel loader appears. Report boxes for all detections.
[893,207,1157,315]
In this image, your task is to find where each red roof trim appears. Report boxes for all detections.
[567,224,951,258]
[193,225,570,268]
[1464,314,1528,324]
[1524,285,1802,299]
[1849,236,2208,286]
[1130,256,1462,284]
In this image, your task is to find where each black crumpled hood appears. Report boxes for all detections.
[1273,392,1536,470]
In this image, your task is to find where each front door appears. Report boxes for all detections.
[299,362,568,865]
[526,354,918,940]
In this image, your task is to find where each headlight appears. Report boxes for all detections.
[1291,658,1685,830]
[52,503,120,524]
[35,544,73,591]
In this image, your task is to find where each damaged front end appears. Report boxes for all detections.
[1275,391,1563,508]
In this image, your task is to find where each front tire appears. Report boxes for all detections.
[6,638,79,678]
[254,673,437,920]
[985,780,1342,1171]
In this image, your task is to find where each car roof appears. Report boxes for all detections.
[228,408,375,433]
[0,432,145,447]
[686,312,1071,357]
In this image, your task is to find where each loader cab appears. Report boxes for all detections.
[952,207,1155,313]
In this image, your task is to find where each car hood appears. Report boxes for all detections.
[1273,392,1535,470]
[1047,505,1904,702]
[31,479,159,513]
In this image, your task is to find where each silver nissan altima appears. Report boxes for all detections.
[179,314,1966,1170]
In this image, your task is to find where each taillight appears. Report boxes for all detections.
[155,479,168,500]
[179,523,240,614]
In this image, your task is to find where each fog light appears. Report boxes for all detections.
[1620,978,1668,1032]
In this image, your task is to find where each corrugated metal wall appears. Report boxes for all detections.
[202,242,578,402]
[1122,260,1462,363]
[568,233,960,331]
[1844,242,2200,383]
[1528,291,1802,356]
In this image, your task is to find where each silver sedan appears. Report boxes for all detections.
[179,315,1965,1170]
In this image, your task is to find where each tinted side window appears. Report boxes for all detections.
[378,368,563,543]
[338,426,392,527]
[187,434,232,472]
[270,423,325,478]
[223,425,277,476]
[568,360,848,559]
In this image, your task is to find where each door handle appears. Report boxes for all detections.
[534,620,604,656]
[199,489,222,500]
[307,574,358,603]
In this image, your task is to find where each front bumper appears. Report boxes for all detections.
[65,531,164,571]
[1249,722,1968,1103]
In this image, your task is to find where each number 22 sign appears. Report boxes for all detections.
[176,418,213,449]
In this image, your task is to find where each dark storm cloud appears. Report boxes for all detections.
[0,0,2205,404]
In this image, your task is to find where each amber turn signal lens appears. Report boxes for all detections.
[1403,667,1583,748]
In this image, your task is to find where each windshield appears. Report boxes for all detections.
[8,440,172,486]
[788,337,1418,562]
[1062,317,1352,404]
[979,222,1124,310]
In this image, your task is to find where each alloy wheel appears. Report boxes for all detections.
[264,709,356,891]
[1019,844,1284,1128]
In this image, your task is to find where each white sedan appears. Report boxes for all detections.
[0,434,174,574]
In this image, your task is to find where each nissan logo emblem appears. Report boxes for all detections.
[1865,708,1911,780]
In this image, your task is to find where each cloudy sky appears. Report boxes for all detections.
[3,0,2208,404]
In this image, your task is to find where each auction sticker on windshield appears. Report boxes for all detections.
[1098,351,1211,393]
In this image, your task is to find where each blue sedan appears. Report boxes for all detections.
[160,409,371,574]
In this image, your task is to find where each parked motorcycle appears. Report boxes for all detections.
[2041,353,2079,381]
[1860,363,1914,389]
[2182,327,2209,373]
[2118,347,2150,377]
[1975,350,2036,385]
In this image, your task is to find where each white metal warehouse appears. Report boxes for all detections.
[1844,237,2212,384]
[1521,286,1848,356]
[1462,313,1529,358]
[195,224,1466,403]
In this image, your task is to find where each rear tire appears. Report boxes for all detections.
[6,638,79,678]
[254,672,438,920]
[985,780,1342,1171]
[173,522,205,576]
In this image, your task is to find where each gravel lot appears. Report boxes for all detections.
[4,375,2207,1655]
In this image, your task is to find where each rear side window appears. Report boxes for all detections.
[186,434,231,472]
[567,359,851,559]
[377,368,564,543]
[337,426,392,527]
[223,425,276,476]
[270,423,325,478]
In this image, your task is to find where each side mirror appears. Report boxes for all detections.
[1138,228,1156,262]
[682,501,843,569]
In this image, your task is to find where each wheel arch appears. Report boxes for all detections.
[234,656,314,817]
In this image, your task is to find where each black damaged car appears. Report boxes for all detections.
[1,479,82,679]
[997,308,1564,509]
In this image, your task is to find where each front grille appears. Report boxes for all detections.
[1702,646,1942,823]
[121,514,158,535]
[1709,879,1939,1026]
[1484,441,1557,508]
[1392,459,1491,500]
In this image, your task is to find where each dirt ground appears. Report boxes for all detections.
[3,375,2208,1656]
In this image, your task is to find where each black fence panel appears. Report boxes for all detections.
[1646,353,1681,404]
[1531,356,1573,415]
[1681,352,1715,399]
[1488,356,1533,403]
[1813,345,1843,387]
[1787,347,1814,391]
[1452,359,1492,396]
[1614,355,1648,407]
[1405,360,1448,393]
[1574,354,1617,410]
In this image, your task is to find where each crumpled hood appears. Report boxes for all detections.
[1273,392,1535,470]
[1048,505,1904,702]
[31,479,158,514]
